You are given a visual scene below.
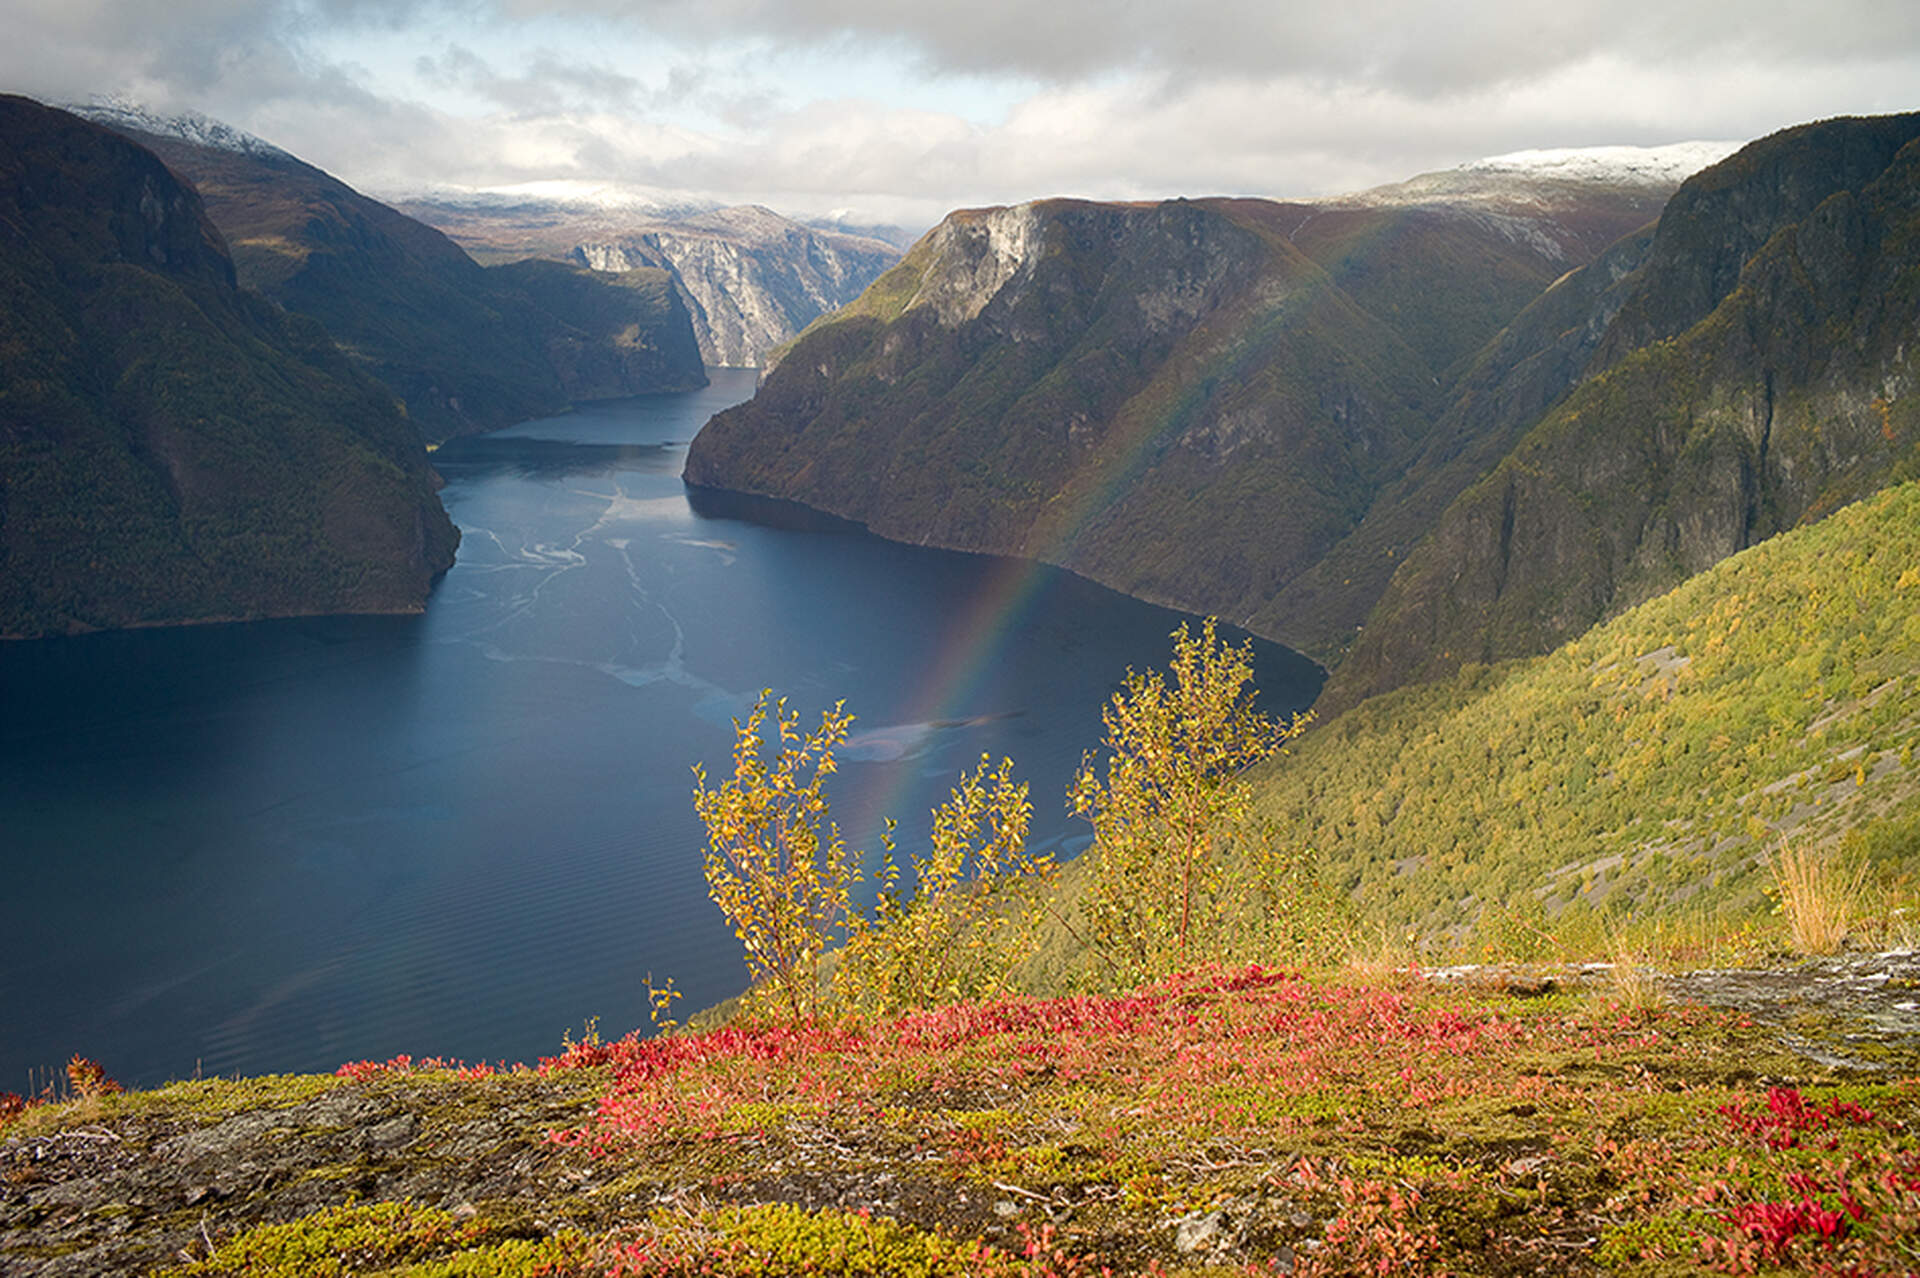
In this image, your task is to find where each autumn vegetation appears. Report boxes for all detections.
[7,489,1920,1276]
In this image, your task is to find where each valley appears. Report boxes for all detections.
[5,81,1920,1276]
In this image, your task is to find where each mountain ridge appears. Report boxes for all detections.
[0,96,459,638]
[1319,111,1920,712]
[681,155,1701,666]
[84,108,708,442]
[685,114,1920,713]
[395,195,902,369]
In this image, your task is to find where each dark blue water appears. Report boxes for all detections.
[0,369,1321,1090]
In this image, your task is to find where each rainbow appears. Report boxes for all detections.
[833,200,1354,851]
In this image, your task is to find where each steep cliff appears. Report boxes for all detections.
[683,162,1686,657]
[84,109,706,441]
[686,198,1440,630]
[572,206,901,368]
[0,97,459,637]
[1321,114,1920,712]
[390,195,900,370]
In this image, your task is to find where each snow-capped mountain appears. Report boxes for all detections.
[387,179,718,223]
[65,96,290,160]
[1457,141,1745,185]
[1348,141,1744,208]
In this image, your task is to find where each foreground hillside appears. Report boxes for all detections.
[1257,480,1920,941]
[85,104,708,442]
[7,964,1919,1276]
[0,97,458,638]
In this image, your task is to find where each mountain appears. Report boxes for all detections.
[76,105,707,442]
[394,195,902,368]
[1318,113,1920,713]
[1255,477,1920,936]
[681,149,1705,655]
[0,97,458,637]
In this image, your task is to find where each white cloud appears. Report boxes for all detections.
[4,0,1917,226]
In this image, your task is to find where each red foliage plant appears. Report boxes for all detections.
[1698,1086,1920,1275]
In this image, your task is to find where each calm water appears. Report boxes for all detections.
[0,369,1322,1090]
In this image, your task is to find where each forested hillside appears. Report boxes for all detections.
[0,97,458,637]
[1256,480,1920,940]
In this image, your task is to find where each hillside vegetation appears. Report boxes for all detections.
[1322,114,1920,710]
[0,97,458,637]
[8,488,1920,1275]
[7,968,1919,1277]
[1257,480,1920,944]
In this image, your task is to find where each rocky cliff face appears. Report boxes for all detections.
[0,97,458,637]
[571,206,901,367]
[86,112,707,441]
[1320,114,1920,713]
[683,163,1689,661]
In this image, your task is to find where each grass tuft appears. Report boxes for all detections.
[1768,837,1869,955]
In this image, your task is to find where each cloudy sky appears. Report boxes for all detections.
[7,0,1919,229]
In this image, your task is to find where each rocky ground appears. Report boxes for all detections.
[5,955,1918,1277]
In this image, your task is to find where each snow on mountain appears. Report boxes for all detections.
[65,96,290,160]
[1461,141,1745,185]
[1346,141,1745,209]
[387,179,717,223]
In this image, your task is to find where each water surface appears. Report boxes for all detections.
[0,369,1321,1089]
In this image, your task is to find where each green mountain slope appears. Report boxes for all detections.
[687,182,1664,642]
[0,97,459,637]
[101,120,706,441]
[1248,222,1665,657]
[1323,114,1920,711]
[1255,479,1920,938]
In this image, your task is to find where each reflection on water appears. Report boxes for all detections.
[432,437,685,480]
[0,369,1322,1089]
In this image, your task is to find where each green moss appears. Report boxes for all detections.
[155,1202,497,1277]
[637,1203,991,1278]
[380,1232,596,1277]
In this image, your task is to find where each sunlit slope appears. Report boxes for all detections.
[1254,480,1920,935]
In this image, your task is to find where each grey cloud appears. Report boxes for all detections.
[5,0,1918,239]
[497,0,1920,93]
[415,43,645,112]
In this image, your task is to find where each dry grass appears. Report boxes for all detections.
[1340,921,1425,986]
[1603,939,1664,1012]
[1769,835,1870,955]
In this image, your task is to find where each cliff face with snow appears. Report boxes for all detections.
[572,207,901,367]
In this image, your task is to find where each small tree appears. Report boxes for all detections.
[837,754,1048,1015]
[1070,618,1309,979]
[695,691,858,1021]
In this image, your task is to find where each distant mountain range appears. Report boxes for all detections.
[683,116,1920,723]
[393,192,904,369]
[72,102,709,443]
[3,95,728,637]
